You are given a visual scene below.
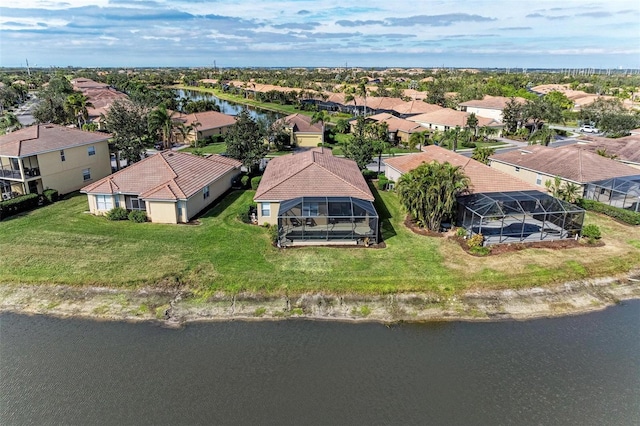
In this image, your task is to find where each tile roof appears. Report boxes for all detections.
[489,145,639,183]
[391,100,443,115]
[278,113,322,133]
[459,95,526,110]
[175,110,237,131]
[0,124,111,157]
[571,135,640,164]
[384,145,538,194]
[254,148,374,201]
[352,114,424,134]
[407,108,501,128]
[81,151,241,200]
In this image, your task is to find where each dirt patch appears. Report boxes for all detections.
[404,216,446,237]
[449,235,604,256]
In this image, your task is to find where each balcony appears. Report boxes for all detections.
[0,169,22,179]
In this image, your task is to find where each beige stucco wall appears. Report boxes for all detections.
[147,200,178,224]
[38,140,111,195]
[463,106,503,122]
[256,201,280,225]
[86,193,118,215]
[185,125,232,144]
[489,160,586,194]
[184,168,239,221]
[294,133,322,148]
[384,165,403,182]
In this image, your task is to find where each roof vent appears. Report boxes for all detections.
[167,153,174,157]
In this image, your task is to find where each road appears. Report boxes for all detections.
[14,95,39,126]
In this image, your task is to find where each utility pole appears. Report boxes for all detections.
[25,59,31,77]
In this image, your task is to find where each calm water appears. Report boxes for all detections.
[175,89,281,121]
[1,302,639,425]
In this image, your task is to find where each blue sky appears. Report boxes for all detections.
[1,0,639,69]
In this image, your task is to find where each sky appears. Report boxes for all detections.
[0,0,639,69]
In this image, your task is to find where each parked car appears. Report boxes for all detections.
[580,125,600,133]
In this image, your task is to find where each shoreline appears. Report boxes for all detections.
[2,270,639,325]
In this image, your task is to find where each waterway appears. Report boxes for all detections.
[1,301,639,425]
[175,89,281,121]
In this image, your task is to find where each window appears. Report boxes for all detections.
[88,146,96,156]
[261,202,271,217]
[203,186,210,199]
[60,150,66,162]
[82,168,91,181]
[303,202,319,217]
[96,195,113,210]
[515,167,520,172]
[128,197,145,210]
[536,174,542,185]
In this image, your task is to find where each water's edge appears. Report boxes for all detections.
[2,271,639,325]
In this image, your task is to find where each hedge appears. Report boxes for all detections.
[0,193,40,220]
[576,199,640,225]
[42,189,59,204]
[250,176,262,190]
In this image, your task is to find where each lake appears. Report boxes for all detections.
[1,301,639,425]
[175,89,281,122]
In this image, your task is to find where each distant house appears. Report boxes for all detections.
[1,124,112,199]
[458,95,526,122]
[407,108,503,134]
[572,135,640,170]
[81,151,241,223]
[277,113,323,148]
[173,110,237,144]
[391,100,442,118]
[383,145,584,245]
[254,148,378,246]
[350,113,425,144]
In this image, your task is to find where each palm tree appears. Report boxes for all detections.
[397,161,470,231]
[0,112,22,134]
[465,113,479,140]
[311,110,331,145]
[148,104,180,150]
[408,131,427,151]
[356,79,368,116]
[65,93,93,127]
[471,146,496,165]
[186,120,202,147]
[528,125,556,146]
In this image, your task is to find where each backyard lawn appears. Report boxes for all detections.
[1,188,638,296]
[181,142,227,155]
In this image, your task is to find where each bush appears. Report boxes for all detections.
[106,207,128,221]
[582,224,601,240]
[456,227,468,237]
[128,210,147,223]
[250,176,262,190]
[266,224,279,244]
[361,169,377,180]
[42,189,59,204]
[0,193,40,220]
[576,199,640,225]
[377,175,389,190]
[240,175,250,188]
[467,233,484,249]
[238,202,257,224]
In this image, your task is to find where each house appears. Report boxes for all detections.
[458,95,526,122]
[383,146,584,245]
[572,134,640,169]
[173,110,237,144]
[81,151,241,224]
[391,100,442,118]
[407,108,503,134]
[489,145,640,193]
[254,148,378,246]
[1,124,112,199]
[276,114,323,148]
[350,113,425,144]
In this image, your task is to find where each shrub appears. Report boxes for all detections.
[582,224,601,240]
[456,227,468,237]
[0,193,39,220]
[106,207,128,221]
[128,210,147,223]
[467,233,484,249]
[250,176,262,190]
[42,189,59,204]
[576,199,640,225]
[377,175,389,190]
[266,224,279,244]
[238,202,257,224]
[470,246,491,256]
[240,175,250,188]
[362,169,377,180]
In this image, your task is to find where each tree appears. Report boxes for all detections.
[465,113,479,139]
[501,97,524,134]
[408,131,428,151]
[334,118,350,134]
[65,92,94,127]
[225,109,268,173]
[528,125,556,146]
[0,112,22,134]
[471,146,495,165]
[369,121,390,174]
[183,99,221,114]
[342,116,374,169]
[544,91,573,111]
[103,99,151,168]
[397,161,470,231]
[522,96,562,133]
[544,176,581,203]
[148,104,180,150]
[311,110,331,145]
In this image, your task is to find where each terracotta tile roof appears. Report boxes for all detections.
[176,110,237,131]
[391,100,442,115]
[365,97,406,111]
[254,148,374,201]
[278,113,322,133]
[572,135,640,164]
[490,145,639,183]
[384,145,538,194]
[0,124,111,157]
[81,151,241,200]
[459,95,526,110]
[352,114,424,134]
[408,108,501,128]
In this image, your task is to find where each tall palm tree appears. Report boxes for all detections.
[148,104,180,150]
[311,110,331,145]
[65,93,93,128]
[408,131,427,151]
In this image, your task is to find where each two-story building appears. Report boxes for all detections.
[0,124,112,199]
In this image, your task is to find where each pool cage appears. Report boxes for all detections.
[584,175,640,213]
[457,191,585,245]
[277,196,378,245]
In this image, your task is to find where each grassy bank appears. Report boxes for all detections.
[1,189,639,297]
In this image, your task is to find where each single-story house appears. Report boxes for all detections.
[458,95,526,122]
[1,124,112,199]
[350,113,425,144]
[383,145,584,244]
[174,110,237,144]
[489,145,640,194]
[572,135,640,170]
[407,108,504,135]
[254,148,378,246]
[391,100,442,118]
[277,113,323,148]
[81,151,242,224]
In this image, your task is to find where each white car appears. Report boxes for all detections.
[580,125,599,133]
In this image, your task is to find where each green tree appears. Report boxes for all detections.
[408,131,428,151]
[311,110,331,145]
[471,146,496,165]
[465,113,479,139]
[544,91,574,110]
[0,112,22,134]
[396,161,470,231]
[148,104,180,150]
[501,97,524,134]
[522,96,562,132]
[342,116,374,169]
[225,109,268,173]
[334,118,350,133]
[369,121,390,174]
[104,99,151,168]
[544,176,582,203]
[65,92,94,127]
[528,125,556,146]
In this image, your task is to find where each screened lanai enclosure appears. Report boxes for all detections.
[277,197,378,245]
[584,175,640,212]
[457,191,585,245]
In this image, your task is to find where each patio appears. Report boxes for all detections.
[584,175,640,213]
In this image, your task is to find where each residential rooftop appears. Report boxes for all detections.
[0,124,111,157]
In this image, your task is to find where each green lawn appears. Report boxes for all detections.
[1,189,638,297]
[181,143,227,155]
